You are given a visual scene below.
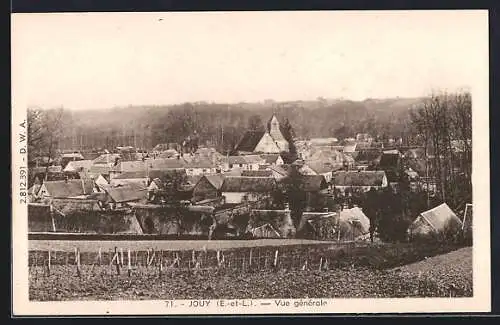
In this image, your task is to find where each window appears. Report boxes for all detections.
[229,164,233,168]
[202,169,207,173]
[239,164,243,167]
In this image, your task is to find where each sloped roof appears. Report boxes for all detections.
[420,203,462,231]
[185,157,216,169]
[198,174,225,190]
[332,171,387,187]
[241,170,273,177]
[260,154,281,164]
[227,155,264,165]
[222,168,243,177]
[93,154,121,165]
[50,198,102,214]
[42,179,93,197]
[296,174,328,191]
[304,160,342,175]
[308,148,343,161]
[234,131,266,152]
[89,164,112,175]
[111,160,147,172]
[379,152,400,168]
[221,176,277,192]
[227,156,248,165]
[402,147,426,159]
[343,143,357,153]
[146,158,187,169]
[355,142,373,150]
[186,175,203,186]
[407,158,427,175]
[157,149,179,159]
[103,184,147,203]
[268,164,292,177]
[81,152,101,160]
[112,171,149,179]
[61,152,84,159]
[63,160,93,173]
[354,149,382,163]
[148,169,188,183]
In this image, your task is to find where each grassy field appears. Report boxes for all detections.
[29,238,335,252]
[28,241,472,301]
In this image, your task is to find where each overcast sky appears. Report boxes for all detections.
[12,10,488,110]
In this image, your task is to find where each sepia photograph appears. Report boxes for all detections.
[11,10,490,315]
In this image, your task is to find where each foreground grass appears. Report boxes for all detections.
[29,246,472,300]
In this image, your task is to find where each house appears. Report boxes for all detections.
[63,160,93,173]
[225,155,265,171]
[158,149,179,159]
[79,171,109,188]
[241,170,273,177]
[221,176,277,204]
[146,158,187,170]
[331,171,388,192]
[267,164,288,180]
[192,174,225,202]
[281,174,328,211]
[37,179,96,199]
[354,149,382,167]
[259,153,284,166]
[93,153,121,166]
[109,171,150,187]
[408,203,463,238]
[99,183,148,207]
[88,163,114,179]
[302,160,342,182]
[60,152,85,168]
[185,157,219,176]
[233,114,290,154]
[343,143,357,153]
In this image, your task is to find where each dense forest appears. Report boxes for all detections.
[28,97,424,155]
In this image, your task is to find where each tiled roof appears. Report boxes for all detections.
[241,170,273,177]
[233,131,265,152]
[42,179,93,198]
[221,176,277,193]
[103,184,147,203]
[331,171,387,187]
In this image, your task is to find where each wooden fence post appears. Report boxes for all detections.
[148,248,156,267]
[319,257,323,271]
[120,248,124,266]
[47,250,51,276]
[76,248,81,277]
[114,247,120,275]
[274,250,279,268]
[98,247,102,265]
[128,249,132,277]
[249,249,253,267]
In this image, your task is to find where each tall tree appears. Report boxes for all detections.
[247,114,264,131]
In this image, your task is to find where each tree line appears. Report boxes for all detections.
[28,97,424,159]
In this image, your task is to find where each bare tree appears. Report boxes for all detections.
[27,107,66,177]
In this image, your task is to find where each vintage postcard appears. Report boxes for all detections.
[11,10,490,315]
